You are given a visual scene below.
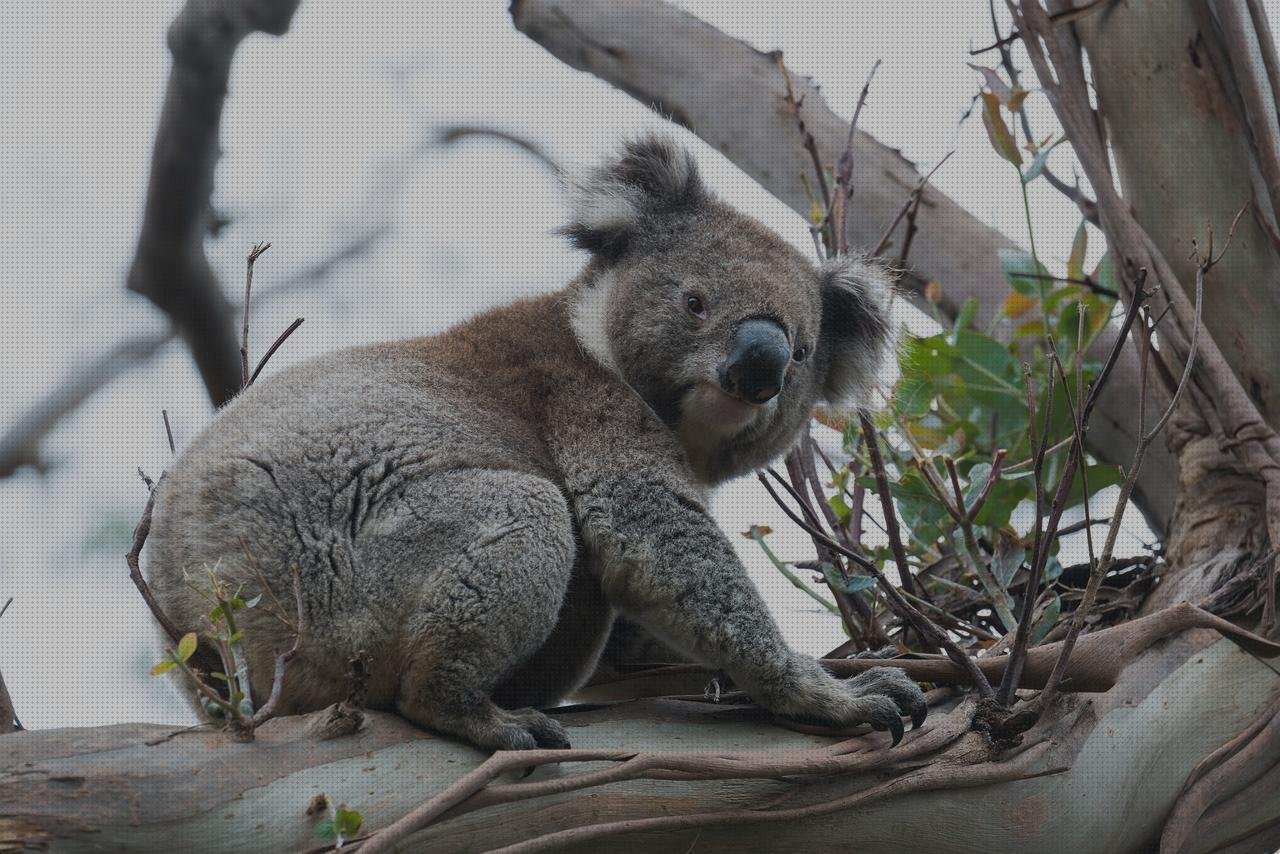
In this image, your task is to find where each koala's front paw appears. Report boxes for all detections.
[771,661,926,746]
[845,666,928,731]
[502,707,572,751]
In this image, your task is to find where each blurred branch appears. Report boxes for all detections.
[0,332,170,479]
[0,597,17,733]
[0,229,384,480]
[437,126,565,176]
[127,0,303,407]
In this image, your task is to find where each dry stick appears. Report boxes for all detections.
[0,597,15,733]
[161,409,176,454]
[796,435,888,645]
[1041,247,1208,704]
[765,457,994,699]
[997,271,1150,704]
[857,415,922,600]
[872,152,954,257]
[782,440,870,647]
[247,317,304,386]
[239,242,271,390]
[831,59,882,255]
[776,58,831,235]
[126,480,184,645]
[247,566,305,728]
[940,454,1018,630]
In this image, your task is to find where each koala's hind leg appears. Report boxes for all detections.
[385,469,576,751]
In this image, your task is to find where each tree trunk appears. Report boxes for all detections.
[3,607,1276,852]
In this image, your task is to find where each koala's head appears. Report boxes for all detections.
[566,134,893,483]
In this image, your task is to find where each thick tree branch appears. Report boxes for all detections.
[127,0,303,407]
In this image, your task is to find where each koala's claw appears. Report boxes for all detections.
[845,666,928,730]
[506,708,571,750]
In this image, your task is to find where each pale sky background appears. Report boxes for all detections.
[1,0,1229,728]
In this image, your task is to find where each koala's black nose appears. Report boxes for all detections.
[719,318,790,404]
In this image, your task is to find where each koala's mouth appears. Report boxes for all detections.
[682,382,771,433]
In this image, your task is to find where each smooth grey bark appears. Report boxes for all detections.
[1074,0,1280,432]
[1,633,1274,853]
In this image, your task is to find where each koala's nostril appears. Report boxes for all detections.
[750,384,781,404]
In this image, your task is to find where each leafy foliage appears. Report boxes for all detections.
[752,63,1136,652]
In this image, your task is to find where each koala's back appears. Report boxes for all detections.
[145,294,587,712]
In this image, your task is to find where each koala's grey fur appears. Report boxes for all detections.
[145,134,926,751]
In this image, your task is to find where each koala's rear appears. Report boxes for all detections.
[146,135,926,751]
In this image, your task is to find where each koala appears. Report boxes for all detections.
[145,134,926,752]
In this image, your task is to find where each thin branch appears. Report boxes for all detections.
[996,270,1150,705]
[437,126,565,176]
[239,242,272,390]
[0,597,15,733]
[247,318,304,386]
[873,152,954,257]
[1039,241,1208,705]
[247,567,305,728]
[831,59,882,255]
[127,477,184,645]
[161,409,176,454]
[856,417,921,599]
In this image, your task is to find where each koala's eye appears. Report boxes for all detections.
[684,294,707,319]
[793,346,809,363]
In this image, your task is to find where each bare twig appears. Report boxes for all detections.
[831,60,882,255]
[997,270,1150,705]
[1039,244,1208,704]
[0,597,16,733]
[437,126,565,176]
[873,152,954,257]
[161,409,176,454]
[240,242,272,390]
[247,567,305,728]
[776,57,831,239]
[857,416,922,599]
[127,479,184,645]
[248,318,304,386]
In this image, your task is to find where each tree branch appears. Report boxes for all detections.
[127,0,302,406]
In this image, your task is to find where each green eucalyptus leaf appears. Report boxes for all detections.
[999,248,1051,297]
[177,632,197,663]
[981,91,1022,166]
[1067,221,1089,282]
[992,541,1026,588]
[1032,593,1062,644]
[334,807,363,838]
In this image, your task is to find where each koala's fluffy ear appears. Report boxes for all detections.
[562,134,705,260]
[819,255,894,408]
